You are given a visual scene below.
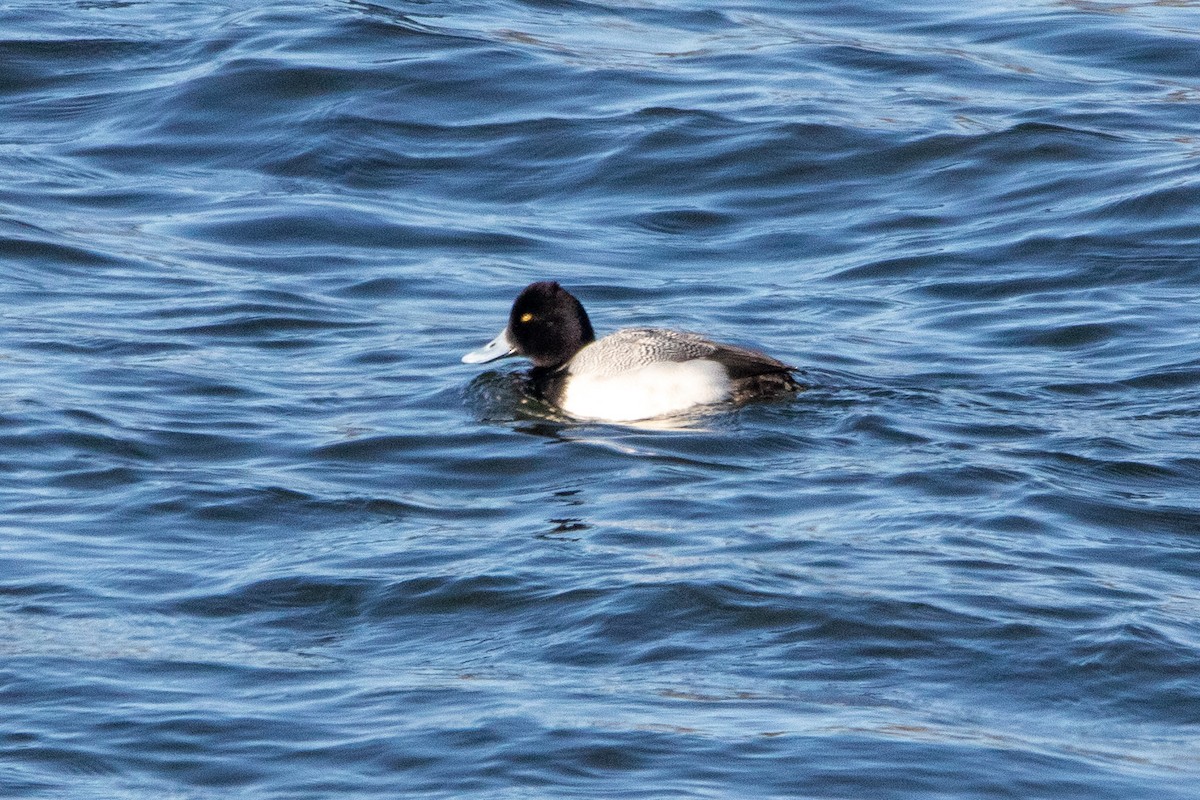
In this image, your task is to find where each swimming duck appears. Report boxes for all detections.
[463,281,799,422]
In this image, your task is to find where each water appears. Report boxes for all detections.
[2,0,1199,797]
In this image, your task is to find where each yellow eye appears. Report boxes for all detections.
[519,312,534,323]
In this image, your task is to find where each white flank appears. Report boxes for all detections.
[559,359,730,422]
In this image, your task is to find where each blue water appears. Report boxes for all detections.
[3,0,1199,797]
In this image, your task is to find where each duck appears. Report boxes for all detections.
[462,281,800,422]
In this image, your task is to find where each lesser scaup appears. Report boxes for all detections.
[462,281,800,422]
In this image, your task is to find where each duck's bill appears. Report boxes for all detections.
[462,328,516,364]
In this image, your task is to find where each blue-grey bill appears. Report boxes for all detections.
[462,328,515,364]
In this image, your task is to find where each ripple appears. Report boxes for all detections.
[630,208,735,235]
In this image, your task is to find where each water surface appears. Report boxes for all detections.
[2,0,1199,797]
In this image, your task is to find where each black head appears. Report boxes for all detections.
[507,281,595,368]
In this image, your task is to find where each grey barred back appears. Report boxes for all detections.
[568,328,793,380]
